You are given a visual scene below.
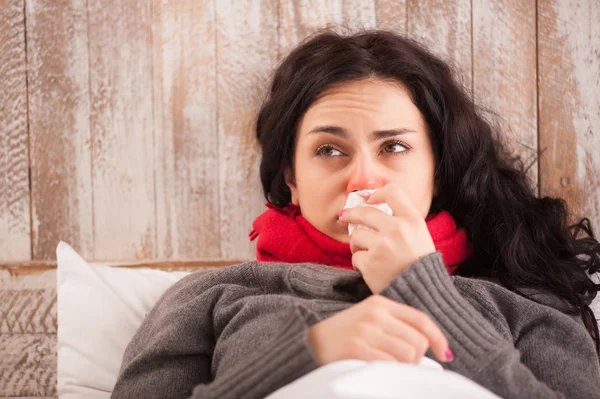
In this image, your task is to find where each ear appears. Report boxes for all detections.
[284,168,299,206]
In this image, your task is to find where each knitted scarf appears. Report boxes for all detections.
[250,203,472,275]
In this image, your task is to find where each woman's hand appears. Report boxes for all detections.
[339,183,436,294]
[307,295,452,365]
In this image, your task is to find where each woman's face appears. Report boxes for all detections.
[286,78,437,243]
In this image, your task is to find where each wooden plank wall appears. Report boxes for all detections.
[0,270,57,397]
[538,0,600,226]
[0,0,30,261]
[1,0,599,264]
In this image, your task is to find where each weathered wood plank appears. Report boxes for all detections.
[0,334,56,397]
[375,0,407,33]
[216,0,279,259]
[406,0,472,91]
[0,259,247,276]
[473,0,538,189]
[278,0,377,59]
[538,0,600,231]
[153,1,220,259]
[0,270,56,334]
[0,0,31,261]
[26,0,94,261]
[87,0,156,260]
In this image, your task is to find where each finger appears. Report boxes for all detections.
[340,205,391,232]
[349,228,379,254]
[368,329,422,364]
[350,340,398,363]
[378,298,450,362]
[378,312,430,362]
[367,184,418,218]
[351,249,368,272]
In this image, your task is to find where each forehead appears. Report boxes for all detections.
[311,78,411,108]
[299,78,424,132]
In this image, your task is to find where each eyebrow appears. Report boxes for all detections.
[307,125,416,141]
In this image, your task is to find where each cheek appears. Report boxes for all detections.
[396,162,436,216]
[294,160,328,204]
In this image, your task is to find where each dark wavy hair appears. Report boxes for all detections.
[255,29,600,351]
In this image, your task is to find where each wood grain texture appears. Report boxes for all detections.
[1,0,599,264]
[26,0,94,261]
[216,0,279,258]
[538,0,600,231]
[153,1,220,259]
[375,0,407,33]
[0,270,56,334]
[0,0,31,261]
[87,0,156,260]
[278,0,377,59]
[473,0,538,188]
[0,259,246,277]
[0,334,57,397]
[0,263,56,276]
[406,0,472,90]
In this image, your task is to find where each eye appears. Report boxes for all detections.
[315,144,344,157]
[381,140,410,154]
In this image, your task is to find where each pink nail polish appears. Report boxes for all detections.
[338,209,346,218]
[445,347,453,362]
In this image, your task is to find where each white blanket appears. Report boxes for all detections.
[266,358,501,399]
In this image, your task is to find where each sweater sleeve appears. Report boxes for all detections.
[379,252,600,399]
[111,265,320,399]
[193,305,319,399]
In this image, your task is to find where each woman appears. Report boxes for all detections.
[112,30,600,399]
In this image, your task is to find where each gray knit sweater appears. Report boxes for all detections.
[111,252,600,399]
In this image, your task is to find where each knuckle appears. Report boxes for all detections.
[392,301,409,311]
[347,338,365,358]
[402,346,417,363]
[407,213,422,226]
[414,311,432,327]
[390,221,404,236]
[379,237,393,252]
[429,325,445,342]
[415,336,429,355]
[423,324,445,344]
[368,308,387,324]
[368,294,386,307]
[353,323,371,338]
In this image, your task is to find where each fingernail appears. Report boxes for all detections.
[338,209,346,218]
[444,347,453,362]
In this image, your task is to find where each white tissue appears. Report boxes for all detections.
[343,189,393,236]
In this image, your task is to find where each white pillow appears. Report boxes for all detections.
[56,242,191,399]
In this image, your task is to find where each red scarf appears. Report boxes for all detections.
[249,203,472,275]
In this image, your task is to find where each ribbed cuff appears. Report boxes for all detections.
[198,306,320,399]
[380,252,510,375]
